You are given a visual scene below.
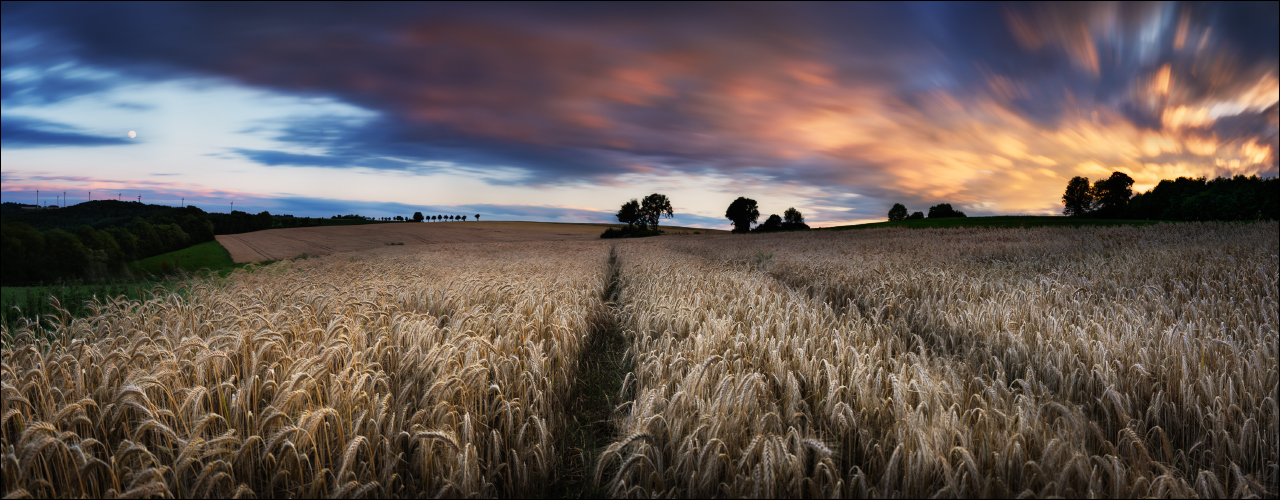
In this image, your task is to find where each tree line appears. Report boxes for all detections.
[3,205,217,285]
[725,197,809,233]
[1063,172,1278,220]
[886,202,966,221]
[1,201,291,285]
[410,213,482,222]
[604,194,811,238]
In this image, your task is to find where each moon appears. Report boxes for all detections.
[128,131,137,138]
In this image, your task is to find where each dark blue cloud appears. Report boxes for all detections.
[4,1,1275,215]
[1,116,132,148]
[0,70,120,106]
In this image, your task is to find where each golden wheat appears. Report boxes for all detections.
[600,222,1276,498]
[2,241,610,498]
[4,222,1275,498]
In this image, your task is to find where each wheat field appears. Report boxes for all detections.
[3,223,1277,498]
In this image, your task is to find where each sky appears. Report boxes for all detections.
[2,2,1276,228]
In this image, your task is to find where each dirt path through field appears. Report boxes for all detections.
[216,221,718,263]
[546,244,632,497]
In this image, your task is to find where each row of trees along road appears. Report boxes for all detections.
[411,213,482,222]
[1063,172,1278,220]
[725,197,810,233]
[887,202,967,221]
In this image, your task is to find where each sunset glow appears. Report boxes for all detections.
[3,2,1276,227]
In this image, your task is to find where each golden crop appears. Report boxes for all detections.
[3,242,610,498]
[601,222,1277,498]
[3,222,1276,498]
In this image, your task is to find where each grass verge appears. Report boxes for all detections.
[4,241,258,334]
[128,240,236,277]
[1,281,175,335]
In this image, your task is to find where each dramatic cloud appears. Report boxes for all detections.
[2,2,1275,223]
[1,116,132,148]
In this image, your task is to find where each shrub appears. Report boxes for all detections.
[601,226,663,238]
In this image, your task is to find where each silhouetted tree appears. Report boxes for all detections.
[461,215,467,221]
[255,211,272,231]
[725,197,759,233]
[927,203,966,218]
[1129,175,1277,221]
[888,203,908,222]
[782,207,810,230]
[2,222,46,284]
[639,193,674,229]
[413,212,424,222]
[475,214,481,221]
[1062,176,1095,216]
[908,211,924,220]
[44,229,92,282]
[1090,171,1135,218]
[616,199,642,227]
[754,214,783,232]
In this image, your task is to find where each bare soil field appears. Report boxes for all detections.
[216,221,721,263]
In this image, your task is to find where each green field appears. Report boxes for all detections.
[823,215,1164,230]
[1,282,178,334]
[3,241,233,333]
[128,240,236,277]
[4,240,268,334]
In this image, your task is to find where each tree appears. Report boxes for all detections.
[1090,171,1135,218]
[475,214,481,221]
[461,215,467,221]
[616,199,642,227]
[908,211,924,220]
[638,193,674,229]
[255,211,272,231]
[725,197,759,233]
[782,207,810,230]
[413,212,424,222]
[927,203,966,218]
[887,203,908,221]
[1061,176,1095,216]
[754,214,783,232]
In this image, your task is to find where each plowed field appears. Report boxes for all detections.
[215,221,719,263]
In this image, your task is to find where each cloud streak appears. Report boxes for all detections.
[1,116,133,148]
[2,2,1275,220]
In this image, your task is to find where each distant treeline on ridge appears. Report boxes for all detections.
[1063,172,1278,221]
[2,200,314,285]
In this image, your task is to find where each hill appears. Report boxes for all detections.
[1,200,189,231]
